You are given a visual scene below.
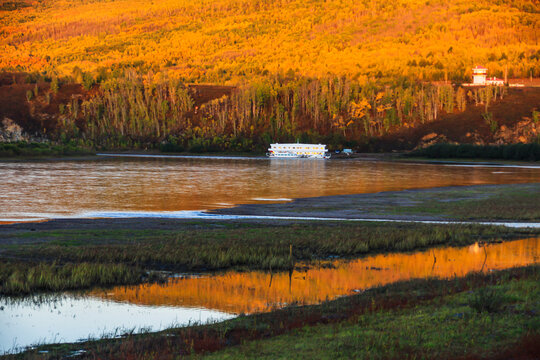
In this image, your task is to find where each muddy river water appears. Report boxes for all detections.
[1,156,540,221]
[1,237,538,354]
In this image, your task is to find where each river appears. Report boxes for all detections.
[1,156,539,222]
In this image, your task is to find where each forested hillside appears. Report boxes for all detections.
[2,0,538,82]
[1,0,539,150]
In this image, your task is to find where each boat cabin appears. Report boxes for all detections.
[267,143,330,159]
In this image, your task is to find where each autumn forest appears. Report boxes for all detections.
[1,0,539,150]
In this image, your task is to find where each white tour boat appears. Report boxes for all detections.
[266,143,331,159]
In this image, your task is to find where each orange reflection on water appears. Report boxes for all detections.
[2,158,540,221]
[92,238,539,314]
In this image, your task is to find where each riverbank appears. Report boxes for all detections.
[212,183,540,221]
[3,145,540,168]
[2,182,539,295]
[0,142,94,159]
[408,143,540,162]
[0,145,263,161]
[6,265,538,359]
[3,219,537,296]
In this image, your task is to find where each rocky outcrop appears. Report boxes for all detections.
[463,132,485,145]
[0,117,47,143]
[493,119,538,144]
[415,133,455,149]
[0,117,28,142]
[414,118,538,149]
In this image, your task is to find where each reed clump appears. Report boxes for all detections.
[0,261,142,295]
[468,286,507,313]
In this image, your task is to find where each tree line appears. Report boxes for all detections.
[56,72,506,151]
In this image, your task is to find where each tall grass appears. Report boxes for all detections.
[0,262,142,295]
[5,223,532,273]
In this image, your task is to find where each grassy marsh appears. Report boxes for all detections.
[0,261,144,296]
[8,265,539,360]
[0,221,538,296]
[198,271,540,360]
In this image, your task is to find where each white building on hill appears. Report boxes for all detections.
[466,66,504,86]
[472,66,488,85]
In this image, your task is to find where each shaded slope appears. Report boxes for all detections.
[377,87,540,151]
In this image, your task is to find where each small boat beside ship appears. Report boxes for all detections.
[266,143,331,159]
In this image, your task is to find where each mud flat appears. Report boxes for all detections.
[210,183,540,222]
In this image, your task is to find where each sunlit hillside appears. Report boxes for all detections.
[1,0,539,82]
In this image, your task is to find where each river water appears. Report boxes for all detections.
[1,156,539,221]
[1,237,538,354]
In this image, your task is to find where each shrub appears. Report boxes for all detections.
[82,72,95,90]
[468,287,506,313]
[482,112,498,133]
[160,142,185,153]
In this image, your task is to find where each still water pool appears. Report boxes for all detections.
[1,237,537,354]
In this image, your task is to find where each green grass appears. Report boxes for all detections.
[0,142,94,158]
[409,143,540,161]
[1,221,537,296]
[12,265,539,360]
[198,276,539,359]
[0,261,145,295]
